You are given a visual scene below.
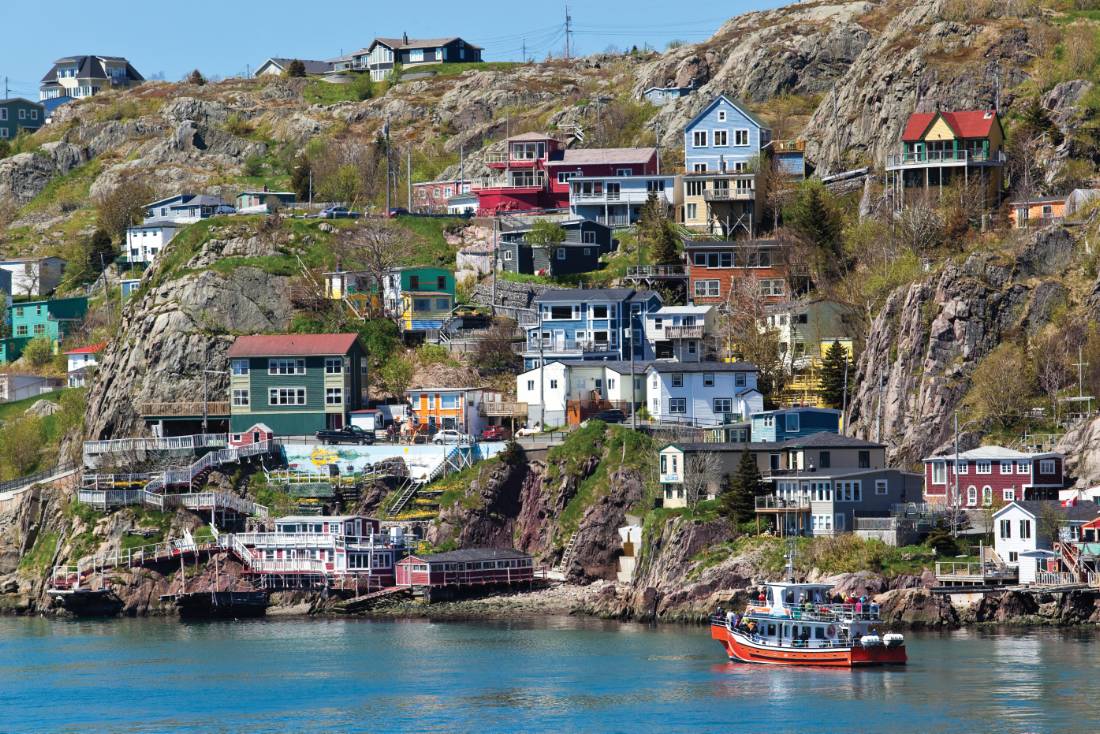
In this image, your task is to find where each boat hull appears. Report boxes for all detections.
[711,623,906,667]
[176,591,268,620]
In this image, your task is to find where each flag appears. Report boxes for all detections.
[1062,496,1078,507]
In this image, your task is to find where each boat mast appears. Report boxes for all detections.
[785,539,796,583]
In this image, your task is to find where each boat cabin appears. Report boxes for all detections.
[755,582,833,616]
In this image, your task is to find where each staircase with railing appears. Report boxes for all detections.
[385,477,422,519]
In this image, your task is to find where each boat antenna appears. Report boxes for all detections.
[786,539,796,583]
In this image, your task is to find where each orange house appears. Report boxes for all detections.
[406,387,489,436]
[1008,196,1065,228]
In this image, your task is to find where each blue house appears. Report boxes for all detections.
[143,194,234,224]
[751,407,840,443]
[523,287,662,369]
[681,96,772,237]
[642,85,694,107]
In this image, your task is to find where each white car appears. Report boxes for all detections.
[432,429,471,445]
[515,425,541,437]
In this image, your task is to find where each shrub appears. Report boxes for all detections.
[94,179,155,242]
[242,155,264,177]
[379,356,414,397]
[287,60,307,78]
[0,414,45,478]
[187,69,206,86]
[417,343,450,365]
[223,113,254,137]
[351,74,374,101]
[21,337,55,368]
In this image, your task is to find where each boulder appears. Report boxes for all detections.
[875,587,958,628]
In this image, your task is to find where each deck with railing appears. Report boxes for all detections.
[624,264,687,280]
[755,496,811,511]
[138,401,231,417]
[480,401,528,417]
[703,188,755,202]
[934,561,1018,586]
[83,433,226,457]
[886,149,1007,169]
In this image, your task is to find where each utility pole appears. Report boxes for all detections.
[840,353,848,436]
[655,121,661,176]
[953,412,961,538]
[491,216,498,315]
[384,118,391,214]
[875,373,885,443]
[522,39,527,64]
[3,76,8,100]
[1075,345,1087,399]
[407,146,412,210]
[538,309,545,429]
[564,5,573,60]
[202,343,209,434]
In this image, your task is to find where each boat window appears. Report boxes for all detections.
[767,624,777,637]
[784,589,794,604]
[815,626,826,639]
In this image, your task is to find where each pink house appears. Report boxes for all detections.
[922,446,1065,506]
[474,132,658,215]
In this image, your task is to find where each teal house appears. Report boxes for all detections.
[751,407,840,443]
[0,98,45,141]
[1,296,88,363]
[227,333,367,436]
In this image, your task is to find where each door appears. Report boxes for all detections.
[606,183,621,201]
[326,413,343,429]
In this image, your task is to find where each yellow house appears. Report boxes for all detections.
[885,110,1005,210]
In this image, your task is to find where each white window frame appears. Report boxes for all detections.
[668,397,687,414]
[325,387,343,405]
[1016,461,1030,475]
[931,462,946,484]
[691,130,707,147]
[231,389,249,407]
[734,128,750,146]
[975,461,992,475]
[231,359,250,376]
[875,479,888,496]
[716,110,727,122]
[324,357,343,374]
[693,279,720,298]
[1039,459,1055,475]
[268,358,306,375]
[999,460,1012,474]
[1003,488,1015,502]
[982,486,992,507]
[966,486,977,506]
[268,387,307,406]
[712,129,729,147]
[1019,519,1032,540]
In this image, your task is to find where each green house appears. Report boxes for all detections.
[383,266,456,332]
[1,296,88,363]
[227,333,367,436]
[0,98,44,142]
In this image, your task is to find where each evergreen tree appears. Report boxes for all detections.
[784,179,844,280]
[87,229,115,274]
[819,340,853,409]
[287,59,307,78]
[637,192,679,265]
[723,450,764,525]
[187,69,206,86]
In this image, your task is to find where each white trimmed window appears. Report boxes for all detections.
[1003,488,1015,502]
[1016,461,1030,474]
[975,461,992,475]
[692,130,707,147]
[1000,460,1012,474]
[875,479,888,496]
[957,461,968,475]
[1039,459,1055,475]
[269,387,306,406]
[836,480,861,502]
[693,280,720,298]
[268,358,305,375]
[999,519,1011,539]
[686,202,699,219]
[932,462,946,485]
[685,180,704,197]
[231,389,249,407]
[982,486,992,506]
[669,397,687,414]
[734,129,750,146]
[717,110,726,122]
[671,373,684,388]
[713,129,728,147]
[966,486,977,506]
[703,373,714,387]
[325,387,343,405]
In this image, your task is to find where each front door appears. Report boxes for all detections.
[326,413,343,429]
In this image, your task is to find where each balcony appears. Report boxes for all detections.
[485,151,541,168]
[527,339,617,355]
[625,265,687,280]
[774,139,806,153]
[934,561,1018,587]
[886,149,1006,169]
[569,177,676,207]
[755,495,811,511]
[472,172,546,191]
[480,401,529,417]
[703,187,755,202]
[663,325,704,339]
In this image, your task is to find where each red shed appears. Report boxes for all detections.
[396,548,534,587]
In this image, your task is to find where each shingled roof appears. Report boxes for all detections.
[227,334,360,358]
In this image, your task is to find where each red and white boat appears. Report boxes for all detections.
[710,578,906,667]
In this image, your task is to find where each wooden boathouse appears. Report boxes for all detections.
[395,548,534,588]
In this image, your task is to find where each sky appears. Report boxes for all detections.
[0,0,786,99]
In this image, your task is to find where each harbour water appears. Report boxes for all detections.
[1,616,1096,733]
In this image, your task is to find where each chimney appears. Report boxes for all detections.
[403,32,409,45]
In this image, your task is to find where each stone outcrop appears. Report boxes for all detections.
[428,444,528,550]
[0,142,88,205]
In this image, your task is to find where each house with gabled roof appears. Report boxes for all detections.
[227,333,367,436]
[254,58,334,77]
[336,35,483,81]
[681,95,772,237]
[922,445,1066,506]
[39,55,142,101]
[0,98,44,141]
[886,109,1005,211]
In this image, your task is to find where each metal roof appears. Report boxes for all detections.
[552,147,657,167]
[647,361,757,373]
[408,548,532,563]
[227,333,361,358]
[778,433,884,449]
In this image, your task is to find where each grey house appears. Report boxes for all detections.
[499,219,614,276]
[768,468,924,537]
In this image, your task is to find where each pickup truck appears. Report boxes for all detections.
[315,426,375,445]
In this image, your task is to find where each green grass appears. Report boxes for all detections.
[0,390,64,423]
[18,531,58,573]
[391,217,465,266]
[302,78,373,106]
[434,459,497,510]
[400,61,522,80]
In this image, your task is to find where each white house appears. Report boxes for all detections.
[644,305,716,362]
[993,500,1100,584]
[0,257,65,297]
[124,223,180,266]
[645,361,761,426]
[517,360,648,427]
[64,342,106,388]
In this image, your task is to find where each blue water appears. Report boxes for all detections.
[0,616,1097,733]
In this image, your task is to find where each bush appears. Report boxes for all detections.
[417,343,450,365]
[379,356,414,397]
[21,337,55,368]
[187,69,206,86]
[351,74,374,101]
[287,59,307,78]
[94,179,155,242]
[223,114,254,137]
[242,155,264,177]
[357,319,401,368]
[0,414,45,478]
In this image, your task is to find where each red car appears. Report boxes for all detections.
[480,426,510,441]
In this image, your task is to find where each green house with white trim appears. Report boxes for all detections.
[0,98,44,141]
[227,333,367,436]
[0,296,88,363]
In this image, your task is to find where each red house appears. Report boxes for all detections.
[411,178,471,213]
[395,548,534,587]
[686,239,799,306]
[922,446,1065,506]
[475,132,657,215]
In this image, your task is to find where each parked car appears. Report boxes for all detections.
[319,206,359,219]
[315,425,375,445]
[385,207,409,218]
[432,429,471,445]
[480,426,510,441]
[584,409,626,425]
[515,425,542,437]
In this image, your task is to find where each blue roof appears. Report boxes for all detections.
[42,96,75,114]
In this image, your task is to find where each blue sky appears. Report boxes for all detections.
[0,0,784,98]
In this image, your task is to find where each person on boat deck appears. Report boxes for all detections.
[757,589,766,603]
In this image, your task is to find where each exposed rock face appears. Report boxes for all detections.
[428,446,528,550]
[564,466,646,582]
[0,143,88,205]
[82,224,296,440]
[848,250,1038,464]
[875,587,958,627]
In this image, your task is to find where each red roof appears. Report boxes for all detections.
[64,342,107,355]
[227,333,360,358]
[901,110,999,142]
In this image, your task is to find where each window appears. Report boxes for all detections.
[0,109,6,121]
[734,129,750,146]
[713,129,728,147]
[975,461,992,475]
[957,461,968,475]
[503,250,513,261]
[660,455,667,473]
[18,109,25,120]
[965,486,977,506]
[556,248,566,261]
[436,298,450,310]
[549,379,558,389]
[836,481,861,502]
[734,373,747,388]
[819,451,831,469]
[703,373,714,387]
[30,110,37,120]
[548,305,575,320]
[268,358,305,375]
[325,357,342,374]
[693,279,720,298]
[1016,461,1030,474]
[325,387,343,405]
[646,179,665,192]
[557,171,577,184]
[232,389,249,407]
[1003,488,1015,502]
[615,168,633,176]
[932,462,946,484]
[671,373,684,388]
[1008,551,1019,563]
[692,130,707,147]
[999,519,1011,539]
[785,413,800,433]
[760,280,785,297]
[714,398,732,413]
[982,486,992,507]
[717,110,726,122]
[1040,459,1055,475]
[592,305,608,319]
[526,380,534,391]
[669,397,687,414]
[858,450,870,469]
[686,203,698,220]
[268,387,306,406]
[1019,519,1032,539]
[999,460,1012,474]
[875,479,889,496]
[685,180,704,197]
[14,325,26,336]
[409,49,424,62]
[32,324,45,335]
[413,298,432,311]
